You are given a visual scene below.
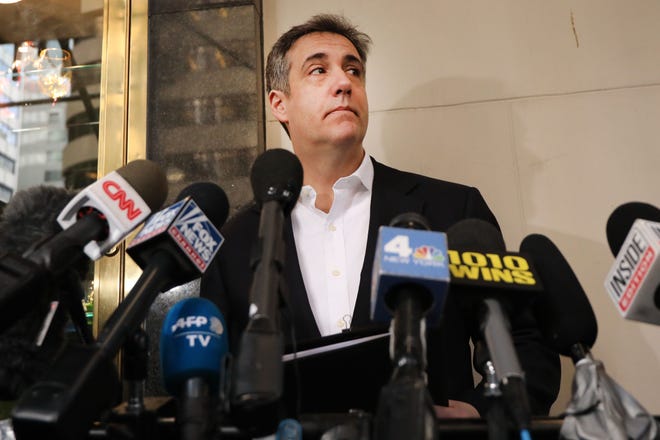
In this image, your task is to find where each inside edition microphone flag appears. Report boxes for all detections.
[604,218,660,325]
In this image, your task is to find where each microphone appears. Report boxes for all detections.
[126,181,229,286]
[370,212,450,328]
[606,202,660,256]
[447,219,537,434]
[0,186,81,400]
[57,159,168,260]
[11,182,229,440]
[521,233,659,439]
[232,149,303,412]
[604,202,660,325]
[275,418,303,440]
[0,160,168,334]
[372,212,447,440]
[161,297,229,440]
[520,234,597,360]
[100,181,229,357]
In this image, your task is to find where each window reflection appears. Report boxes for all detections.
[0,0,104,331]
[0,37,101,198]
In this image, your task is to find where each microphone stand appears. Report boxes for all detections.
[104,327,159,440]
[474,341,508,440]
[478,299,531,438]
[373,285,438,440]
[12,252,181,440]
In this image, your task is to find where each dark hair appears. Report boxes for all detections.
[265,14,372,95]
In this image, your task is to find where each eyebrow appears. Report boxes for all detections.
[301,52,365,70]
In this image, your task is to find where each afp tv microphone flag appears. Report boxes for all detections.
[161,297,229,395]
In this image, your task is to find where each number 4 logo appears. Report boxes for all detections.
[384,234,413,258]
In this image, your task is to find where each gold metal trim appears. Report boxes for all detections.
[94,0,148,335]
[124,0,149,306]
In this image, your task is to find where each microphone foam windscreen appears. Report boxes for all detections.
[520,234,597,355]
[0,186,76,399]
[176,182,229,229]
[606,202,660,256]
[446,218,505,251]
[116,159,168,212]
[250,149,303,215]
[389,212,431,230]
[160,297,229,395]
[0,186,73,254]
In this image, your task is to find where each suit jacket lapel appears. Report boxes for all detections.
[351,158,425,327]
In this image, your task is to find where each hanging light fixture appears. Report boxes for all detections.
[33,48,72,102]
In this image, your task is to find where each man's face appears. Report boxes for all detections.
[270,32,369,153]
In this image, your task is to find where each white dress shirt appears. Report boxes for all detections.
[291,154,374,336]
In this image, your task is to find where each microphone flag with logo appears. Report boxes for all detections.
[370,215,450,326]
[161,297,229,440]
[605,218,660,325]
[0,160,168,334]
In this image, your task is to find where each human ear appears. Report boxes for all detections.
[268,90,289,124]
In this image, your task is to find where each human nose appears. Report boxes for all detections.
[332,69,352,96]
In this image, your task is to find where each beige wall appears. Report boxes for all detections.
[263,0,660,415]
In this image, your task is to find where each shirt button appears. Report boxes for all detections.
[328,224,337,232]
[331,269,341,277]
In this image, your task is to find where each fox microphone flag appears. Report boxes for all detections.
[127,182,228,285]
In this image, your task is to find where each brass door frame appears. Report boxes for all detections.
[94,0,148,334]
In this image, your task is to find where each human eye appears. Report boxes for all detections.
[347,66,363,77]
[309,66,325,75]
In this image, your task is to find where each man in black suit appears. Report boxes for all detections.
[201,13,559,419]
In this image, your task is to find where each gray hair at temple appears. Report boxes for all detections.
[265,14,373,95]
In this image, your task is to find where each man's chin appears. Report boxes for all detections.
[328,124,366,146]
[329,132,365,150]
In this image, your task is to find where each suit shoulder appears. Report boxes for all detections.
[372,159,499,229]
[373,159,479,194]
[215,202,261,258]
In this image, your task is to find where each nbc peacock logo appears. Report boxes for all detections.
[413,245,445,263]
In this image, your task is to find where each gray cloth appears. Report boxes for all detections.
[560,354,659,440]
[0,419,14,440]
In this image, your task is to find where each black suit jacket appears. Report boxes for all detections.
[201,158,560,416]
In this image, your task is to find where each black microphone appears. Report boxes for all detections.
[0,186,81,400]
[606,202,660,256]
[0,160,168,334]
[231,148,303,414]
[520,234,597,361]
[447,219,534,434]
[11,182,229,440]
[372,212,446,440]
[100,181,229,359]
[522,234,660,439]
[372,212,449,374]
